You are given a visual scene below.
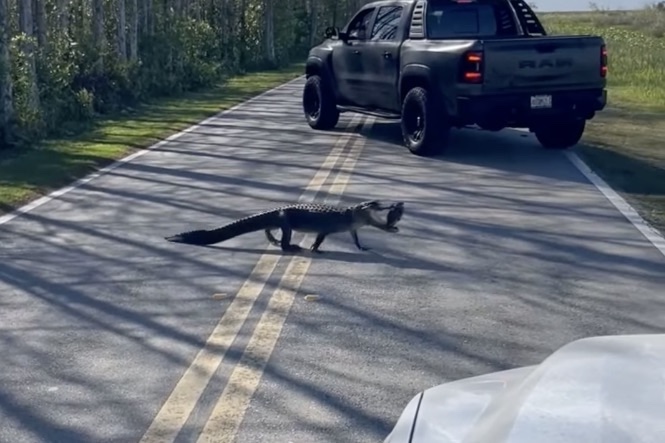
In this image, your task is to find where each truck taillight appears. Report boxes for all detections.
[460,51,483,84]
[600,45,608,77]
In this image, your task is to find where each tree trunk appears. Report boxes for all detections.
[92,0,105,70]
[223,0,236,68]
[57,0,70,32]
[238,0,246,68]
[263,0,275,66]
[0,0,13,146]
[147,0,153,34]
[34,0,47,48]
[191,0,200,20]
[129,0,138,61]
[309,0,318,46]
[18,0,41,112]
[76,0,88,41]
[117,0,127,61]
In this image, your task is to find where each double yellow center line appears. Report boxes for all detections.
[140,112,375,443]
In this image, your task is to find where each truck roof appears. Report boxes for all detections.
[361,0,511,7]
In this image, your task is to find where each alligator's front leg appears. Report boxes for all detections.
[350,230,370,251]
[310,233,327,253]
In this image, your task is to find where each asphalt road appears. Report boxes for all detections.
[1,76,664,443]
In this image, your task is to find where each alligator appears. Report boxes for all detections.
[164,200,405,253]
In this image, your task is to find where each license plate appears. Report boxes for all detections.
[530,94,552,109]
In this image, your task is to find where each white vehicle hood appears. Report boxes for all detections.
[384,334,665,443]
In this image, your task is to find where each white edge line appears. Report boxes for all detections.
[515,127,665,258]
[565,150,665,257]
[0,74,307,227]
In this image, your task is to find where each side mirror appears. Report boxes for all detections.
[324,26,339,39]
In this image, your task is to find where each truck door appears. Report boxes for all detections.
[363,3,406,113]
[331,6,377,107]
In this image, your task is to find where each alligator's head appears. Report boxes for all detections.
[353,200,405,232]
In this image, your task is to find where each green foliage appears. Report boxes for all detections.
[133,21,220,98]
[541,8,665,108]
[9,34,45,139]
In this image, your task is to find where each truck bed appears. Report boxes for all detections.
[478,35,606,94]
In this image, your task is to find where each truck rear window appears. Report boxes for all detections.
[426,0,520,38]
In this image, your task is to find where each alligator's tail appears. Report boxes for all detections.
[165,210,280,246]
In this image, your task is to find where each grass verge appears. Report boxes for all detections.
[542,10,665,236]
[0,63,304,215]
[578,105,665,235]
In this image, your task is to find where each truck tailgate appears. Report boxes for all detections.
[481,36,605,93]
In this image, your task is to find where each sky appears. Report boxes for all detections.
[530,0,653,11]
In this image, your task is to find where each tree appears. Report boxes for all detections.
[0,0,13,147]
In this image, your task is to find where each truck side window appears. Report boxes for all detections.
[370,6,403,41]
[347,8,375,40]
[427,4,495,38]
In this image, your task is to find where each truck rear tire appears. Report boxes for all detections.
[533,119,586,150]
[303,75,339,130]
[400,87,450,156]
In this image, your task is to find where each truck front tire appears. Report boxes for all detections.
[533,119,586,150]
[303,75,339,130]
[400,87,450,156]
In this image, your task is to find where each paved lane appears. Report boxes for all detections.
[0,77,364,442]
[1,76,664,443]
[225,86,665,441]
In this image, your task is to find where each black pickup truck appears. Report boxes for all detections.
[302,0,608,156]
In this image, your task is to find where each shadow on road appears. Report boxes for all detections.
[356,118,593,182]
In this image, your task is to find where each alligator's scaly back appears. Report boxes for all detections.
[165,209,280,245]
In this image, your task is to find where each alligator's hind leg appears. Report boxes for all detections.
[264,229,281,246]
[309,233,327,253]
[277,212,302,253]
[279,227,302,253]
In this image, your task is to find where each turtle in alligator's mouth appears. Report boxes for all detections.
[363,200,404,233]
[384,201,404,232]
